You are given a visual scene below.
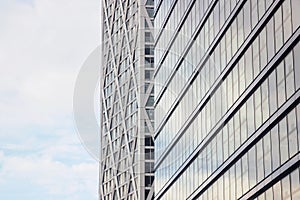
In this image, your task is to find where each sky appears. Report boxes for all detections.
[0,0,100,199]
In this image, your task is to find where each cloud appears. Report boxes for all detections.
[0,150,98,200]
[0,0,100,128]
[0,0,100,199]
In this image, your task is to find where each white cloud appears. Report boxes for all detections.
[0,0,100,199]
[0,0,100,128]
[0,150,98,199]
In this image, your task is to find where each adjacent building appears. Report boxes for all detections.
[154,0,300,199]
[100,0,155,199]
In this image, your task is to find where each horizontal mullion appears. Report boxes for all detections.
[154,0,201,75]
[154,0,248,139]
[153,0,218,100]
[188,90,300,200]
[239,155,300,199]
[153,0,178,46]
[154,25,300,199]
[153,0,163,18]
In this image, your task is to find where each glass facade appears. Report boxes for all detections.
[154,0,300,199]
[100,0,155,199]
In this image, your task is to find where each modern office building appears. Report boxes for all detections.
[100,0,155,199]
[154,0,300,199]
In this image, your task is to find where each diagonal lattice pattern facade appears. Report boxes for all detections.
[100,0,155,199]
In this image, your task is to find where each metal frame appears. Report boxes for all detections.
[100,0,155,199]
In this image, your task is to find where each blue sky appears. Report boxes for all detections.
[0,0,100,199]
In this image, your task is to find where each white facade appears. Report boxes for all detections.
[100,0,155,199]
